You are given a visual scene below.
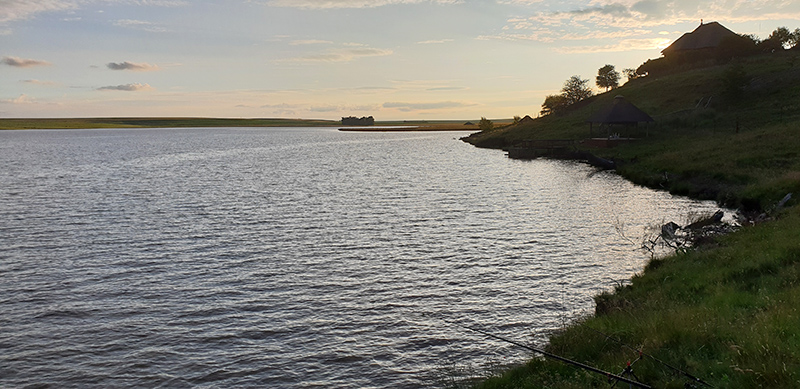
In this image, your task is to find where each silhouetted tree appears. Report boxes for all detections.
[596,64,620,91]
[540,94,568,116]
[513,115,521,125]
[561,75,593,105]
[342,116,375,126]
[479,117,494,132]
[622,68,642,82]
[769,27,793,49]
[637,58,671,77]
[790,28,800,49]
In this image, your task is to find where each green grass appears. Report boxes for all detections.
[478,206,800,388]
[464,51,800,211]
[465,51,800,388]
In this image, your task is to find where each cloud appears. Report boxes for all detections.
[555,38,672,53]
[290,39,333,45]
[523,1,800,30]
[107,61,160,71]
[2,56,51,67]
[1,94,34,104]
[0,1,79,24]
[309,104,379,112]
[259,103,300,116]
[114,19,168,32]
[22,79,60,86]
[286,46,393,62]
[417,39,454,44]
[383,101,474,112]
[264,0,462,9]
[97,83,154,91]
[1,1,187,25]
[426,86,468,91]
[488,0,800,48]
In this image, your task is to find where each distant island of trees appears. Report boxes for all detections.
[341,116,375,126]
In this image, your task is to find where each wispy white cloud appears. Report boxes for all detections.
[22,79,60,86]
[309,104,379,112]
[426,86,468,91]
[555,38,672,53]
[264,0,462,9]
[107,61,160,71]
[0,0,187,25]
[0,0,79,24]
[486,0,800,51]
[290,39,333,45]
[1,94,34,104]
[113,19,168,32]
[97,83,154,91]
[255,102,301,116]
[285,46,393,62]
[383,101,474,112]
[417,39,454,44]
[2,56,51,67]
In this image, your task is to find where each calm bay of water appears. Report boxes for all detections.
[0,127,724,388]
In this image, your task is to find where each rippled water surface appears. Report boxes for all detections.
[0,127,725,388]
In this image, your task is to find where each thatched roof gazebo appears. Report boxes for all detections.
[587,95,654,139]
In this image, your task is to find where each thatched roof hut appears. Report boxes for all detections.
[519,115,535,124]
[587,95,653,138]
[588,95,654,125]
[662,21,738,56]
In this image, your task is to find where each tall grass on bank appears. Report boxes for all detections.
[477,206,800,388]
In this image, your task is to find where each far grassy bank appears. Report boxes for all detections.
[0,117,504,131]
[461,51,800,387]
[0,117,340,130]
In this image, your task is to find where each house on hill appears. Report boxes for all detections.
[661,21,739,58]
[587,95,654,142]
[639,21,745,76]
[518,115,535,124]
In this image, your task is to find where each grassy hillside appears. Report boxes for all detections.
[463,51,800,211]
[464,52,800,388]
[480,206,800,388]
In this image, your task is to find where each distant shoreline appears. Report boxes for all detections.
[0,117,485,131]
[338,125,477,132]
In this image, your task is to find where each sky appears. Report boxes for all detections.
[2,0,799,120]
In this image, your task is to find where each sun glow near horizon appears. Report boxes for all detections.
[1,1,799,120]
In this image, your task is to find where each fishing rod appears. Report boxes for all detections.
[584,326,713,388]
[458,323,653,389]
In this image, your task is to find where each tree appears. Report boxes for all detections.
[768,27,793,49]
[513,115,521,125]
[596,64,620,91]
[561,75,593,105]
[479,117,494,132]
[540,94,567,116]
[622,68,641,82]
[790,28,800,49]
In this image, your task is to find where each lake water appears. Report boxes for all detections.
[0,127,725,388]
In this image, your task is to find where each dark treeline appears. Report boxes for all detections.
[341,116,375,126]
